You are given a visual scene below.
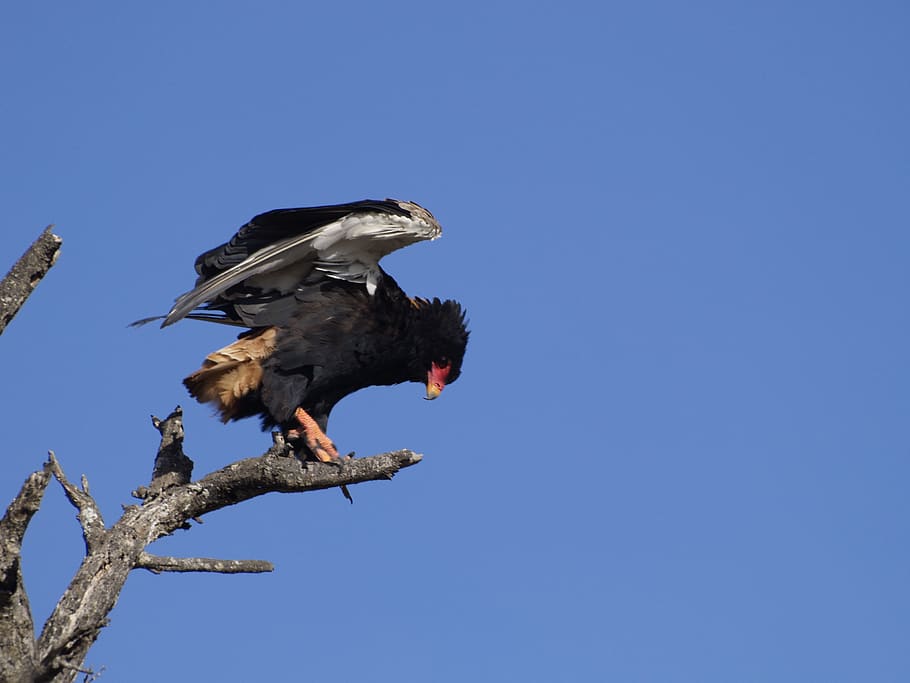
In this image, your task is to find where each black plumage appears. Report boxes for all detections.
[160,199,468,461]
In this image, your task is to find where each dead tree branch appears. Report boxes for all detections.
[136,553,274,574]
[0,226,62,336]
[0,408,421,683]
[47,452,106,553]
[148,406,193,494]
[0,460,54,681]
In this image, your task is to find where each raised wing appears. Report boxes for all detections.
[162,199,441,327]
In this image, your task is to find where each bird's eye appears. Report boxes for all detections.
[437,357,449,367]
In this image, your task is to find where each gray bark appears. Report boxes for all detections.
[0,226,62,336]
[0,464,53,682]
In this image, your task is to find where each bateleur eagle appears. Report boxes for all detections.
[155,199,468,463]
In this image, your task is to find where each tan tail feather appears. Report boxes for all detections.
[183,327,278,422]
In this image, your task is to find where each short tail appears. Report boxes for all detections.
[183,327,278,422]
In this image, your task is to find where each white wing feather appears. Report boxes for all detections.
[164,202,440,326]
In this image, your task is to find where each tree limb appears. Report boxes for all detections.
[148,406,193,494]
[48,452,106,553]
[0,226,62,336]
[136,553,274,574]
[27,408,422,682]
[0,460,54,681]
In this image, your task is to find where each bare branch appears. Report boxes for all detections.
[1,458,54,558]
[0,460,54,682]
[48,452,106,553]
[177,448,423,521]
[148,406,194,495]
[0,226,62,336]
[33,410,422,682]
[136,553,274,574]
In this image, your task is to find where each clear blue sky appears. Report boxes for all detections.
[2,2,908,681]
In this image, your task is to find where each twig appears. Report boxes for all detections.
[136,553,274,574]
[48,451,106,552]
[0,226,62,336]
[56,658,103,679]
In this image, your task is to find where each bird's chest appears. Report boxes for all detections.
[289,325,411,396]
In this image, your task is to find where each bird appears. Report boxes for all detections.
[147,199,469,465]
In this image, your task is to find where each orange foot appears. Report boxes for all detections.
[288,408,353,504]
[289,408,339,462]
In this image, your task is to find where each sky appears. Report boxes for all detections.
[1,1,908,681]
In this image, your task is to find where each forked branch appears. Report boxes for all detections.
[48,452,106,553]
[1,408,422,683]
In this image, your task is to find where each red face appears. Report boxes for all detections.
[425,361,452,400]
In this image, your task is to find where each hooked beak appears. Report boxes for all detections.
[425,362,449,400]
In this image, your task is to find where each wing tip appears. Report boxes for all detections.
[128,315,166,328]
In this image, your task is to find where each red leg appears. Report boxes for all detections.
[288,408,353,503]
[289,407,340,462]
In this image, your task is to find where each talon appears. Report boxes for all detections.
[292,407,340,461]
[291,407,351,503]
[318,453,344,467]
[313,446,337,464]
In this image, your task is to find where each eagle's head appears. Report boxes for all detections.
[410,297,469,400]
